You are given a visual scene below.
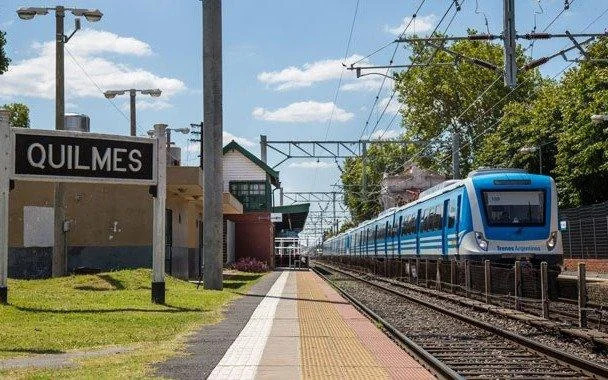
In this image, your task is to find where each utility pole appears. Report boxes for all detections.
[332,192,337,234]
[53,6,67,277]
[503,0,517,88]
[260,134,267,163]
[361,141,368,195]
[452,130,460,179]
[129,89,136,137]
[202,0,223,290]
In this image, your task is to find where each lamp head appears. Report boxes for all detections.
[72,9,103,22]
[17,7,47,20]
[591,114,608,125]
[141,89,162,98]
[519,146,538,154]
[103,90,125,99]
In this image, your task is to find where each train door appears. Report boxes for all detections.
[416,209,421,255]
[397,215,403,256]
[374,225,378,256]
[384,221,389,258]
[442,199,449,256]
[456,194,462,254]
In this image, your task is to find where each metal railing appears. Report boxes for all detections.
[562,217,608,259]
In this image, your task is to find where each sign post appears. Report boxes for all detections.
[0,110,10,304]
[1,119,166,304]
[152,124,167,304]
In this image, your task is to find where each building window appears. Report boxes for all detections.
[229,181,270,211]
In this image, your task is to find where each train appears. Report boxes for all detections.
[322,168,562,271]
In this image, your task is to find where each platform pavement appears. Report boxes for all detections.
[188,269,434,380]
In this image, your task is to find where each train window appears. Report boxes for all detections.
[421,209,428,232]
[401,216,408,235]
[436,204,443,230]
[483,190,545,226]
[448,199,456,228]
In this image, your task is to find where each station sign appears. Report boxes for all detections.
[270,213,283,222]
[11,129,157,185]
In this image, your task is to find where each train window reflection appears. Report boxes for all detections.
[483,191,545,226]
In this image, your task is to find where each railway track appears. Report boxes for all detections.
[326,259,608,346]
[313,261,608,379]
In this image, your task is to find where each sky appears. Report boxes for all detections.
[1,0,606,210]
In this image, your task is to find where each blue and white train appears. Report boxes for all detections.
[322,168,562,269]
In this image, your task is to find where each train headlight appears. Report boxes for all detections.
[546,231,558,251]
[475,231,489,251]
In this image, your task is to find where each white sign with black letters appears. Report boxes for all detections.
[10,128,157,185]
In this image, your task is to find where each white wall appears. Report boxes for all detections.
[222,150,267,191]
[23,206,54,247]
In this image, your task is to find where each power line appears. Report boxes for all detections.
[64,46,134,130]
[312,0,361,192]
[358,0,434,139]
[369,3,463,140]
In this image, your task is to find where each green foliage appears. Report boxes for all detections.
[0,30,9,75]
[2,103,30,128]
[478,38,608,207]
[341,142,408,223]
[395,33,541,175]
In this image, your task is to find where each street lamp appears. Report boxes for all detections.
[147,127,189,147]
[103,89,162,137]
[519,146,542,174]
[17,5,102,278]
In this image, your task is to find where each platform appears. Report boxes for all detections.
[207,270,433,380]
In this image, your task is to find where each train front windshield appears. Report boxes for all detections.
[482,191,545,226]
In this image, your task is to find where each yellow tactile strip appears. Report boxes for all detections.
[297,271,389,380]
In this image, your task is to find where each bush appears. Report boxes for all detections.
[232,257,268,273]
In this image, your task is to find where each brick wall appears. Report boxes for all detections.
[564,258,608,273]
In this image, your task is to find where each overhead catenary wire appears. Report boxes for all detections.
[358,0,435,139]
[345,4,608,207]
[64,45,135,132]
[378,0,584,179]
[311,0,361,192]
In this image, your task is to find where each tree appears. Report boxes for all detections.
[2,103,30,128]
[0,29,9,75]
[553,39,608,207]
[475,81,561,175]
[394,32,541,176]
[341,142,408,223]
[477,38,608,208]
[341,34,542,222]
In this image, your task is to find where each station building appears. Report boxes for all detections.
[7,140,309,280]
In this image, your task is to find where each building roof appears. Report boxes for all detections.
[223,140,280,186]
[272,203,310,233]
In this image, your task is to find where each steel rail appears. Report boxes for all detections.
[311,266,463,380]
[314,261,608,379]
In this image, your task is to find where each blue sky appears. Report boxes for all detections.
[1,0,606,203]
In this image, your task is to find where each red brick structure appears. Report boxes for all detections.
[225,212,275,268]
[564,259,608,273]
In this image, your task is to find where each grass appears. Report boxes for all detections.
[0,268,265,378]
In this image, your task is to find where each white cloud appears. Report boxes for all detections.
[258,54,364,91]
[377,96,402,115]
[385,14,436,36]
[252,101,354,123]
[223,131,255,147]
[0,29,185,100]
[185,131,255,153]
[289,161,333,169]
[366,129,402,140]
[121,99,173,112]
[341,75,393,92]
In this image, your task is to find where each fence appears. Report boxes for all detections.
[561,200,608,259]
